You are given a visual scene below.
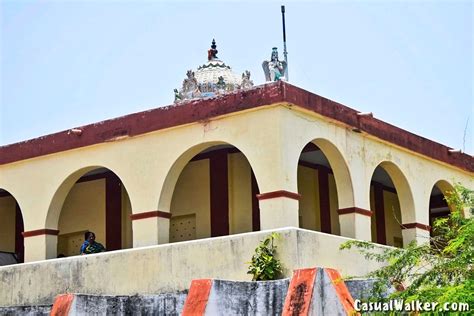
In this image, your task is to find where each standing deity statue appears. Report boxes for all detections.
[174,88,183,102]
[262,47,287,82]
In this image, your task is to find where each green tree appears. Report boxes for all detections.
[340,184,473,308]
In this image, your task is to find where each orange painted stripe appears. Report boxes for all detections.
[282,268,317,316]
[50,294,75,316]
[181,279,213,316]
[325,268,359,316]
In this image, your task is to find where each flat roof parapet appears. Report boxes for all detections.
[0,81,472,172]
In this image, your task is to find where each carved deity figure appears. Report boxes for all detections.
[262,47,287,82]
[180,70,200,99]
[240,70,254,89]
[216,76,226,93]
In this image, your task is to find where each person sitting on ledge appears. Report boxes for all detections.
[80,231,106,255]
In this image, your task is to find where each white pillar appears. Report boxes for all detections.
[401,224,430,246]
[131,211,170,247]
[23,230,58,262]
[258,191,300,229]
[338,208,373,241]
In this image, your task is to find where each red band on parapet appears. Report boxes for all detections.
[325,268,359,315]
[282,268,317,316]
[22,229,59,238]
[182,279,213,316]
[130,210,172,220]
[50,294,75,316]
[337,207,373,217]
[257,190,301,201]
[401,222,431,231]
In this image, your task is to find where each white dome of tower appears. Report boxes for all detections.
[174,39,253,102]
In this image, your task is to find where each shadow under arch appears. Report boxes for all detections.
[429,179,456,232]
[368,161,415,247]
[296,138,354,236]
[158,141,261,243]
[45,165,133,257]
[299,138,355,209]
[0,188,24,263]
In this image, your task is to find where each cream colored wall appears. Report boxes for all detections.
[58,179,106,254]
[369,186,403,247]
[280,106,473,235]
[0,196,16,252]
[121,187,133,249]
[384,191,403,247]
[297,167,340,234]
[228,152,253,234]
[328,173,340,235]
[0,103,472,260]
[0,228,392,307]
[297,165,320,231]
[170,159,211,240]
[370,186,377,242]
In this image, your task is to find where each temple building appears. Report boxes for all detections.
[0,40,472,307]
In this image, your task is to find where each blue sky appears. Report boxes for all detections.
[1,1,472,154]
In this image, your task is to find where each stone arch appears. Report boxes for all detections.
[296,138,354,235]
[368,161,415,247]
[0,188,24,263]
[46,165,133,257]
[158,141,260,242]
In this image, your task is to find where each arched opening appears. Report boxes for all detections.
[429,180,455,237]
[297,140,352,235]
[0,189,24,264]
[369,165,404,247]
[167,144,259,243]
[55,168,133,257]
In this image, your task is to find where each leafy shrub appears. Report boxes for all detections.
[340,183,474,308]
[247,232,283,281]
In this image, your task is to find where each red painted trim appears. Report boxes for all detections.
[130,210,172,220]
[106,173,122,251]
[370,180,397,194]
[281,83,474,173]
[210,150,229,237]
[325,268,357,314]
[182,279,213,316]
[401,222,431,231]
[76,171,112,183]
[430,194,448,209]
[257,190,301,201]
[15,203,24,263]
[282,268,317,316]
[318,168,331,234]
[298,160,333,174]
[251,171,260,231]
[22,229,60,237]
[374,183,387,245]
[50,294,75,316]
[191,147,240,162]
[337,207,373,217]
[2,82,472,173]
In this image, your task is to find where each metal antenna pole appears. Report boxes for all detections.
[281,5,288,81]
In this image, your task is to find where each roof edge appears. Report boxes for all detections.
[1,81,473,173]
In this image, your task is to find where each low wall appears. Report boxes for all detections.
[0,228,387,307]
